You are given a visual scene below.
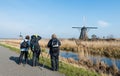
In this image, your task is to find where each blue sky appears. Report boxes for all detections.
[0,0,120,38]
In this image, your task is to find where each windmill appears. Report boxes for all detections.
[72,17,97,40]
[19,32,23,39]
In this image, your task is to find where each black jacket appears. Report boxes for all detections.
[47,38,61,56]
[30,35,42,52]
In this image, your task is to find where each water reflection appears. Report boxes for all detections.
[46,49,120,69]
[59,51,120,69]
[60,51,79,60]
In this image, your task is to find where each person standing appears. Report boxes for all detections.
[30,35,41,67]
[19,35,30,65]
[47,34,61,71]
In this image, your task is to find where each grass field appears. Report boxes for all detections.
[1,39,120,58]
[0,41,100,76]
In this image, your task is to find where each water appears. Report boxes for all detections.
[46,49,120,69]
[59,51,120,69]
[60,51,79,60]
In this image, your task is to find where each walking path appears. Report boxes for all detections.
[0,46,65,76]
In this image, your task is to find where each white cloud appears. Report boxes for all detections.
[98,20,109,27]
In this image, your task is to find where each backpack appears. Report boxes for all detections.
[20,40,29,48]
[51,39,59,48]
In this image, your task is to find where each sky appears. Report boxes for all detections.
[0,0,120,38]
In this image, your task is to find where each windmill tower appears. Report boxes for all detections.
[72,17,97,40]
[19,32,23,39]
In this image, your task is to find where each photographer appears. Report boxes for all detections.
[47,34,61,71]
[30,35,41,67]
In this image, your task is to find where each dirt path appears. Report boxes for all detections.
[0,46,65,76]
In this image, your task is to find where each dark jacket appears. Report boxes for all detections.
[47,38,61,56]
[30,35,42,53]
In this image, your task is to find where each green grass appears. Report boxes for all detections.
[39,57,100,76]
[0,43,20,53]
[0,43,100,76]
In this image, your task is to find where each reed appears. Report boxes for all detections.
[0,39,120,58]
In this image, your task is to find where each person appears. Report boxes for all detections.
[19,35,30,65]
[30,35,41,67]
[47,34,61,71]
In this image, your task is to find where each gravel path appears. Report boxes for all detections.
[0,46,65,76]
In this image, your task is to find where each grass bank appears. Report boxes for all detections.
[0,43,100,76]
